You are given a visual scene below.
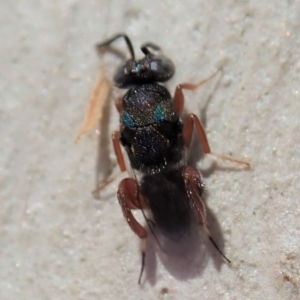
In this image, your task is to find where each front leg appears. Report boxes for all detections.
[173,73,218,116]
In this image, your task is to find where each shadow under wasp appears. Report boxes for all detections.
[90,33,250,284]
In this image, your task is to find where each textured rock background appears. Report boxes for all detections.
[1,1,300,299]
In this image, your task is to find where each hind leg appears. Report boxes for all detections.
[183,165,231,263]
[117,178,148,284]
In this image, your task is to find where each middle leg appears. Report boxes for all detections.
[92,130,127,197]
[183,113,250,167]
[172,72,250,167]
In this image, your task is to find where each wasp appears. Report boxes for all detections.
[96,34,250,284]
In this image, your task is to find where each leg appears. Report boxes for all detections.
[184,114,250,167]
[117,178,148,284]
[183,166,231,263]
[92,131,126,196]
[115,95,123,113]
[93,97,125,194]
[173,72,218,115]
[112,131,126,172]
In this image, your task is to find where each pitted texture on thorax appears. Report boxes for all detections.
[121,84,177,128]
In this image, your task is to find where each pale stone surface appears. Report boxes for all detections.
[1,1,300,299]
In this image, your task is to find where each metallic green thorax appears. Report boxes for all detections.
[120,84,178,128]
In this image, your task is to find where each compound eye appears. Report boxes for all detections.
[150,55,175,82]
[113,59,136,88]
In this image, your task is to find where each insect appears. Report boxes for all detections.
[96,33,250,283]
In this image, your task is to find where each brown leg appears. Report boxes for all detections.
[184,114,250,167]
[173,72,218,115]
[183,166,231,263]
[92,130,126,197]
[114,95,123,113]
[112,131,126,172]
[118,178,147,235]
[117,178,148,284]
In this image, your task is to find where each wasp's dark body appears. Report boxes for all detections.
[140,167,194,241]
[98,34,191,239]
[121,84,184,174]
[96,34,248,284]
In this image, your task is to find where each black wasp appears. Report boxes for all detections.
[96,33,249,284]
